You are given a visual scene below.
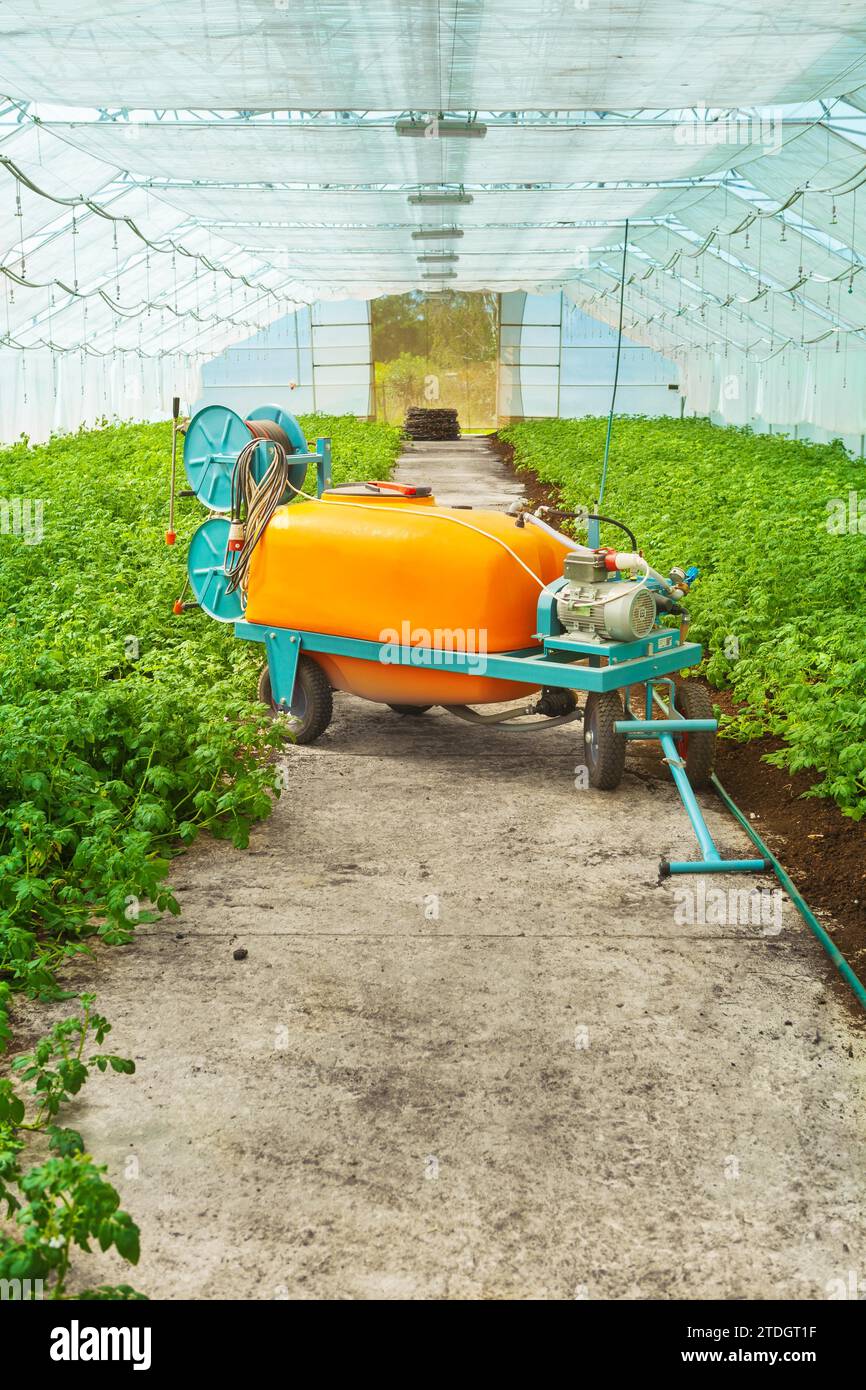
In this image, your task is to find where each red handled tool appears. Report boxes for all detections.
[166,395,180,544]
[364,480,423,496]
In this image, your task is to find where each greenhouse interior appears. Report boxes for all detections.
[1,0,865,1332]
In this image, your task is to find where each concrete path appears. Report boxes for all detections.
[27,438,866,1300]
[398,435,526,509]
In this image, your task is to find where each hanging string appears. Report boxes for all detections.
[70,208,78,291]
[14,177,25,280]
[0,151,304,307]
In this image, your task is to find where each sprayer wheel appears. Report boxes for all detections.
[673,681,716,790]
[387,703,433,716]
[583,690,627,790]
[257,657,333,745]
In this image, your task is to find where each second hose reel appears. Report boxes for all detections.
[183,402,311,511]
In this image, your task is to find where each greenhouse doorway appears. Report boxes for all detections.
[371,290,499,431]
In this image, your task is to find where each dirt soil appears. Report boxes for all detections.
[494,434,866,986]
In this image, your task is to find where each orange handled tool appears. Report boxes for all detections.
[364,480,422,496]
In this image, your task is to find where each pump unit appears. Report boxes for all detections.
[556,551,656,643]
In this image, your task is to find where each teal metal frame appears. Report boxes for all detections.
[185,435,332,625]
[616,715,766,877]
[233,608,766,879]
[234,620,704,695]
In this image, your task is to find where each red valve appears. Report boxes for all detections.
[165,529,176,546]
[172,599,184,615]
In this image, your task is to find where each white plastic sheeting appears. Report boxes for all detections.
[2,3,866,437]
[44,120,777,188]
[0,118,305,439]
[564,120,866,433]
[0,1,865,110]
[675,346,866,435]
[565,277,866,436]
[0,346,201,442]
[5,111,847,304]
[148,185,688,229]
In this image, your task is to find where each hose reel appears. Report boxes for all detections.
[183,401,317,621]
[186,516,245,623]
[183,402,309,511]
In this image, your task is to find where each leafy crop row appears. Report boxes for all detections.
[1,993,144,1298]
[0,412,401,1294]
[500,416,866,819]
[0,411,401,1019]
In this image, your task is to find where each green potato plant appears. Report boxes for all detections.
[0,994,143,1299]
[501,416,866,820]
[0,414,402,1023]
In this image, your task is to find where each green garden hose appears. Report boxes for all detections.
[711,773,866,1012]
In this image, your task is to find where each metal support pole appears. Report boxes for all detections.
[597,217,630,520]
[166,394,180,545]
[316,438,332,495]
[657,732,766,875]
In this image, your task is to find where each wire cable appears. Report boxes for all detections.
[0,149,302,307]
[598,218,629,512]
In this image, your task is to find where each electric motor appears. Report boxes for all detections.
[556,551,656,642]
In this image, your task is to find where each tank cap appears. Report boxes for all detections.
[323,482,433,499]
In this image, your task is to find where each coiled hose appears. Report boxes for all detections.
[225,423,292,596]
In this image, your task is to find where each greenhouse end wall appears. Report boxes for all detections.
[193,291,685,430]
[13,296,866,448]
[195,300,372,420]
[498,291,682,422]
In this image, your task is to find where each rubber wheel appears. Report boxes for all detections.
[583,690,627,790]
[673,681,716,790]
[387,704,433,715]
[257,656,333,745]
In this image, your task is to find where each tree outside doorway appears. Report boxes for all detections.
[371,291,498,431]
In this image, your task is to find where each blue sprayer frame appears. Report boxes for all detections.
[234,569,765,878]
[183,423,765,879]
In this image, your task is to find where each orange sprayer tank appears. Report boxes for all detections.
[244,491,566,704]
